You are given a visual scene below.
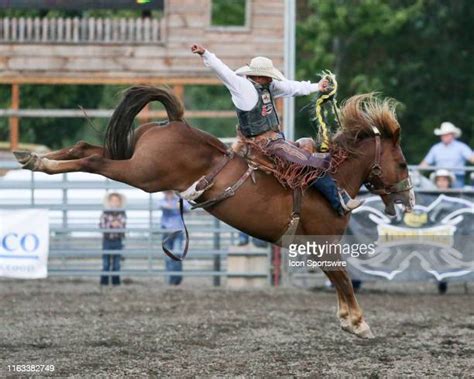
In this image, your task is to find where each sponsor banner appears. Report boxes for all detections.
[345,192,474,281]
[282,192,474,282]
[0,209,49,279]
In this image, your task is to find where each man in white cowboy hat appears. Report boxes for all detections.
[420,122,474,188]
[190,44,362,215]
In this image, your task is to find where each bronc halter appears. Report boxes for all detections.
[364,126,413,195]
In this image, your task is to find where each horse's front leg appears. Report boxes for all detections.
[323,270,351,331]
[323,268,374,339]
[14,141,105,168]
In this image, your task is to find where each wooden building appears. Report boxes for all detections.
[0,0,285,149]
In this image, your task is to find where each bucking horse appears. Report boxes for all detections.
[14,87,415,339]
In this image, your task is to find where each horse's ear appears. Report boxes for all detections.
[392,128,400,145]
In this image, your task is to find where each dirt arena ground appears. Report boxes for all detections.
[0,278,472,377]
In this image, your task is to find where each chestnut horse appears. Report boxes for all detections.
[14,87,414,339]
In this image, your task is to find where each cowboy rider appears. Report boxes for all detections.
[191,44,362,215]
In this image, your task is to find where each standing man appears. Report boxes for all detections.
[420,122,474,188]
[191,44,362,215]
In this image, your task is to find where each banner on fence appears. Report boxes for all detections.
[345,192,474,281]
[0,209,49,279]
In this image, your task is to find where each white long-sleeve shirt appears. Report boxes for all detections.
[202,50,320,111]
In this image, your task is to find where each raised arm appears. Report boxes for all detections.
[191,43,257,110]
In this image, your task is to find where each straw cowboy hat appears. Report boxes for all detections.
[434,122,462,138]
[430,169,456,185]
[235,56,285,81]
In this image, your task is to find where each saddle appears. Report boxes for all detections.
[232,130,332,190]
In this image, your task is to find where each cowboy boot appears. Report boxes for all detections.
[312,175,364,216]
[338,188,364,214]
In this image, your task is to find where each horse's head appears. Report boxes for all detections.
[339,94,415,216]
[363,126,415,216]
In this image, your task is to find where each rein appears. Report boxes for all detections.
[162,198,190,261]
[364,126,413,195]
[314,71,340,153]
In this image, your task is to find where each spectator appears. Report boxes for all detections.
[158,191,191,285]
[420,122,474,188]
[99,192,126,286]
[430,169,456,294]
[430,169,455,191]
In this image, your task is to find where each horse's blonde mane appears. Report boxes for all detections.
[338,93,401,144]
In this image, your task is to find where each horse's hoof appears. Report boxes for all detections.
[353,321,375,339]
[22,157,38,170]
[15,152,39,171]
[341,319,375,339]
[339,318,352,333]
[13,151,31,164]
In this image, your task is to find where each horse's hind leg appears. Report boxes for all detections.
[14,141,105,168]
[17,154,162,193]
[323,268,374,339]
[42,141,105,160]
[14,122,159,166]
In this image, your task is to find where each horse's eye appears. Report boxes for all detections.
[399,162,408,169]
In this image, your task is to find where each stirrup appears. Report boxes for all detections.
[338,189,364,213]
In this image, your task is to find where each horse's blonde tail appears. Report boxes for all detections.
[104,86,184,160]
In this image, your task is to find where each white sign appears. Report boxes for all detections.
[0,209,49,279]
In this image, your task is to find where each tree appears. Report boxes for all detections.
[296,0,473,163]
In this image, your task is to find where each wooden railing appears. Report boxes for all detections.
[0,17,162,44]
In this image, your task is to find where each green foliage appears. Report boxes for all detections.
[211,0,247,26]
[296,0,473,162]
[0,84,104,149]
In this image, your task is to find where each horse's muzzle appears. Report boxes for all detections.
[384,188,415,216]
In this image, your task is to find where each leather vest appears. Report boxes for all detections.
[236,82,280,138]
